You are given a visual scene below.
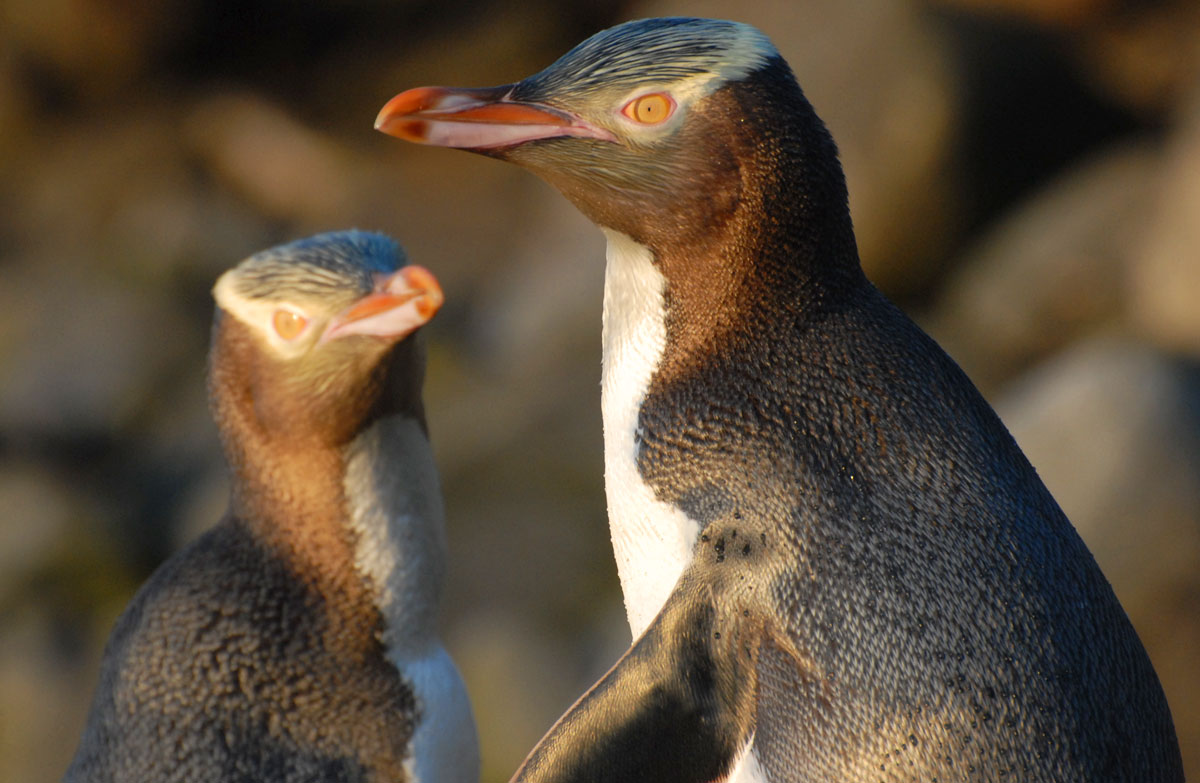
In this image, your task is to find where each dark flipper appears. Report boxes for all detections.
[511,576,770,783]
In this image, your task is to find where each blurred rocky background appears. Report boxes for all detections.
[1,0,1198,779]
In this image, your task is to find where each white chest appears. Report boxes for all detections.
[344,417,447,650]
[396,645,480,783]
[343,418,479,783]
[600,229,701,639]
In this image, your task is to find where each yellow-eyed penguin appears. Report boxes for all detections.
[375,17,1183,781]
[64,231,479,783]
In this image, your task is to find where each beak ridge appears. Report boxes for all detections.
[324,265,443,342]
[375,86,616,149]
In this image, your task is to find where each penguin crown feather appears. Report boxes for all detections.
[220,231,402,305]
[516,18,777,103]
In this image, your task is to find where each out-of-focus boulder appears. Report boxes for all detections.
[997,337,1200,775]
[1075,0,1200,116]
[1130,78,1200,356]
[0,463,73,601]
[926,0,1200,115]
[926,142,1157,392]
[185,93,368,228]
[0,0,190,98]
[0,263,196,438]
[465,185,604,371]
[7,108,270,284]
[0,612,99,783]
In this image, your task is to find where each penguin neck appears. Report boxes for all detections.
[223,410,446,652]
[342,413,447,659]
[225,425,383,627]
[595,87,860,369]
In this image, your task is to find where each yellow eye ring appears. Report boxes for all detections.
[272,309,308,341]
[621,93,675,125]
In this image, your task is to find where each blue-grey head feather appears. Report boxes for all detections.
[514,18,777,102]
[230,230,404,303]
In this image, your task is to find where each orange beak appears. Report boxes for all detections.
[325,265,444,342]
[375,86,615,149]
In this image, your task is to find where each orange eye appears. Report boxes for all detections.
[621,93,674,125]
[272,309,307,340]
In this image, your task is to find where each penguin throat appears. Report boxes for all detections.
[343,415,447,656]
[601,228,701,639]
[343,416,481,783]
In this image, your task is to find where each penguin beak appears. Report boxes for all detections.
[324,265,444,342]
[375,85,616,149]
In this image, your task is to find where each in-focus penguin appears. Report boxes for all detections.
[65,231,479,783]
[376,18,1183,781]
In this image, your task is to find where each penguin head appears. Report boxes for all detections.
[210,230,442,448]
[375,18,805,244]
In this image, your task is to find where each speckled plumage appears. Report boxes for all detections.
[378,18,1182,782]
[65,519,418,783]
[65,231,477,783]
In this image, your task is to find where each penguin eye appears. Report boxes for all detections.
[272,309,308,341]
[621,93,675,125]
